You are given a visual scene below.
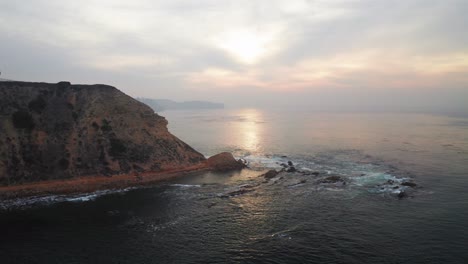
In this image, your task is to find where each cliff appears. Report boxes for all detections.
[0,81,206,186]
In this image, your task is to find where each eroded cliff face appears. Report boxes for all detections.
[0,81,205,185]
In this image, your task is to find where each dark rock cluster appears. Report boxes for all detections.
[205,152,246,171]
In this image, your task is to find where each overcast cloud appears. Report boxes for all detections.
[1,0,467,113]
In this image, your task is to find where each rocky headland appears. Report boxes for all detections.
[0,81,244,198]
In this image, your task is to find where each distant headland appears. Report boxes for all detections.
[137,98,224,112]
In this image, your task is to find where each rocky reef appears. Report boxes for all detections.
[205,152,246,171]
[0,81,207,186]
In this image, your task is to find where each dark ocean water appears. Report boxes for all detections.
[1,109,468,263]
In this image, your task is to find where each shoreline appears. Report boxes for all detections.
[0,164,211,200]
[0,152,246,200]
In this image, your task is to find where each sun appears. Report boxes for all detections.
[218,30,271,64]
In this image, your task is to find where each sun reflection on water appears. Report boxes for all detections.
[236,108,263,153]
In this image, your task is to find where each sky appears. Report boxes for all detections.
[1,0,468,113]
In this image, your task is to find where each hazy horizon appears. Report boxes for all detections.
[1,0,467,113]
[2,2,468,262]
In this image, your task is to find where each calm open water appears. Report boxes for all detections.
[1,109,468,263]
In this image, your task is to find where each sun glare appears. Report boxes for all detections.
[218,30,271,64]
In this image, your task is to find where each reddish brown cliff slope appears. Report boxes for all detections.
[0,81,206,186]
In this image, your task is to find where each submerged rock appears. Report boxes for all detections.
[319,175,345,183]
[205,152,246,171]
[237,158,248,167]
[262,170,279,179]
[401,182,417,188]
[397,191,408,199]
[221,185,256,198]
[286,179,307,187]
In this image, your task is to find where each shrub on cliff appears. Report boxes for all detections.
[12,110,35,130]
[109,138,127,157]
[28,96,47,113]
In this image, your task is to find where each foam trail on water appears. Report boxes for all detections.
[0,188,136,210]
[170,184,202,188]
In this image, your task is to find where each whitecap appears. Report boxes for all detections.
[352,172,401,186]
[170,184,202,188]
[243,154,286,169]
[0,188,136,210]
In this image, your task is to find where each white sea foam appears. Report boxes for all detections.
[325,188,345,192]
[240,153,411,195]
[65,194,100,202]
[352,172,400,186]
[243,155,286,169]
[170,184,202,188]
[0,188,135,210]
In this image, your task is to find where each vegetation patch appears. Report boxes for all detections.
[128,144,152,162]
[101,119,112,132]
[54,122,71,132]
[58,158,69,170]
[57,81,71,89]
[12,110,35,130]
[92,122,99,130]
[109,138,127,157]
[28,96,47,113]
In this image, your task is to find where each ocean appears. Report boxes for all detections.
[1,109,468,263]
